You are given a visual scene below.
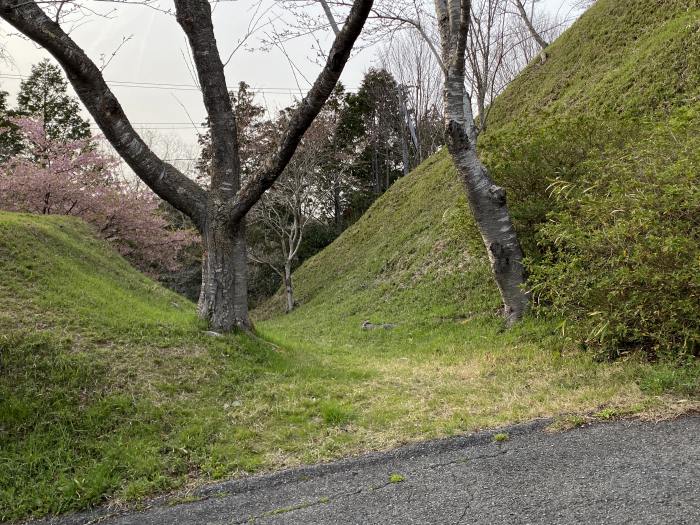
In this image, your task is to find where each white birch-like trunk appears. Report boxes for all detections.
[436,0,528,324]
[284,262,294,313]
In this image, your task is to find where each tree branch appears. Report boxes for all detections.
[317,0,340,36]
[512,0,549,50]
[175,0,241,198]
[227,0,373,225]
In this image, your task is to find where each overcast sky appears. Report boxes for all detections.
[0,0,584,165]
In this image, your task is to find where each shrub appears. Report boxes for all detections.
[528,107,700,359]
[481,116,637,255]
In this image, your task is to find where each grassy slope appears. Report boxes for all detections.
[3,0,700,520]
[2,213,693,523]
[256,152,496,324]
[260,0,700,326]
[0,214,307,519]
[488,0,700,125]
[254,0,699,469]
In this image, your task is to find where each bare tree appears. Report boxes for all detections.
[312,0,528,322]
[434,0,528,324]
[0,0,374,332]
[248,129,321,312]
[329,0,498,134]
[381,28,444,165]
[465,0,509,132]
[511,0,549,54]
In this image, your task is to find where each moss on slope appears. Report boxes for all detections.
[488,0,700,125]
[260,0,700,325]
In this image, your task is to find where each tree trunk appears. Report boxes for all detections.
[284,263,294,313]
[198,212,251,331]
[333,178,342,233]
[435,0,529,325]
[449,133,528,324]
[445,90,528,324]
[513,0,549,62]
[371,142,380,194]
[400,126,410,177]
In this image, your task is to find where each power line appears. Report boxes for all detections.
[0,73,358,94]
[1,72,359,133]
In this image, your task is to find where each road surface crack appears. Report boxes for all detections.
[424,449,507,470]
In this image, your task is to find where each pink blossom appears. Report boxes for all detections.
[0,117,197,273]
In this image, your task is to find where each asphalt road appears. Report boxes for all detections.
[38,416,699,525]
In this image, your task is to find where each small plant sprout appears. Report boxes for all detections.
[389,473,405,484]
[594,408,619,420]
[493,433,509,443]
[547,415,588,432]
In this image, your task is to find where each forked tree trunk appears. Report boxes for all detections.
[284,263,294,313]
[199,211,250,331]
[1,0,373,333]
[436,0,529,325]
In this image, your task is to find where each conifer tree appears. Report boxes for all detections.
[0,88,21,160]
[17,59,90,142]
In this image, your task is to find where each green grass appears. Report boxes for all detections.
[2,1,699,521]
[389,473,405,484]
[547,415,588,432]
[2,212,694,522]
[487,0,700,127]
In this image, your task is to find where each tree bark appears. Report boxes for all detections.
[175,0,251,329]
[435,0,528,324]
[284,263,294,313]
[333,178,342,232]
[199,216,250,331]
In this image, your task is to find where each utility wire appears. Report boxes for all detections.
[0,73,358,94]
[1,73,358,132]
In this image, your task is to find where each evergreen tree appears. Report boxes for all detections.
[0,88,22,160]
[313,83,356,232]
[16,59,90,142]
[337,69,405,222]
[196,81,267,183]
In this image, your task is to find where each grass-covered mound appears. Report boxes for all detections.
[481,0,700,357]
[525,109,700,357]
[0,213,267,519]
[261,0,699,358]
[2,0,699,521]
[487,0,699,125]
[255,152,496,325]
[2,213,696,522]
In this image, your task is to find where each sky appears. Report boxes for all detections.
[0,0,584,169]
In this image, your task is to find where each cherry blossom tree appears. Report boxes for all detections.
[0,117,196,273]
